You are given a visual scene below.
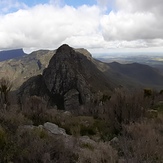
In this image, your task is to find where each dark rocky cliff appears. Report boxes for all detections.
[19,44,111,110]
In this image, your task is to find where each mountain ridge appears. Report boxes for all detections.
[0,49,26,61]
[0,45,163,92]
[19,44,113,110]
[108,61,163,87]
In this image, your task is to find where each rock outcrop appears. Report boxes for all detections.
[19,44,112,110]
[43,122,67,136]
[42,44,94,109]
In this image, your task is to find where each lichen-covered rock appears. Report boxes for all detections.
[43,122,67,136]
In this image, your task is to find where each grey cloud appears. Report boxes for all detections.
[97,0,110,6]
[100,0,163,49]
[130,0,163,13]
[116,0,163,14]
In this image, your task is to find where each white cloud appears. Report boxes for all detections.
[99,0,163,49]
[1,0,163,52]
[0,4,102,50]
[101,11,160,41]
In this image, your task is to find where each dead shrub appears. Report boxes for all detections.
[22,96,47,125]
[119,118,163,163]
[77,141,118,163]
[98,88,151,136]
[0,106,32,133]
[0,126,78,163]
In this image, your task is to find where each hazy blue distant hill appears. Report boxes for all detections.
[0,49,26,61]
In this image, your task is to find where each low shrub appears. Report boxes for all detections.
[22,96,47,125]
[119,117,163,163]
[0,106,32,133]
[77,142,118,163]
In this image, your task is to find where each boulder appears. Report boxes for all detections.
[79,136,96,145]
[110,137,119,147]
[43,122,67,136]
[146,109,158,118]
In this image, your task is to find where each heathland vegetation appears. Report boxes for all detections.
[0,77,163,163]
[0,44,163,163]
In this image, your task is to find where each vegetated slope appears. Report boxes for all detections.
[19,44,114,110]
[0,48,96,90]
[0,49,55,89]
[0,49,26,61]
[108,62,163,89]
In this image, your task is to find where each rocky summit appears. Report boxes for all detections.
[19,44,111,110]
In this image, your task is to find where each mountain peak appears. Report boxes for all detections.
[53,44,79,62]
[19,45,112,110]
[56,44,93,61]
[56,44,73,53]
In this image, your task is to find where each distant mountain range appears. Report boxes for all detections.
[107,62,163,89]
[97,54,163,75]
[0,49,26,61]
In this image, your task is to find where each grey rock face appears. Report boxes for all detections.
[64,89,80,110]
[42,44,93,110]
[43,122,67,136]
[19,44,111,110]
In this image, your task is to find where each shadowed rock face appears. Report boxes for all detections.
[19,44,112,110]
[17,44,163,110]
[42,44,92,109]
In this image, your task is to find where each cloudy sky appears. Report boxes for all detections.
[0,0,163,54]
